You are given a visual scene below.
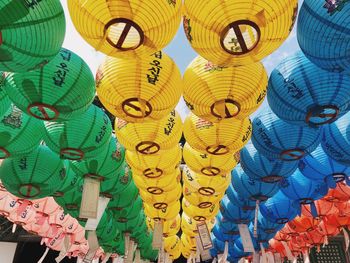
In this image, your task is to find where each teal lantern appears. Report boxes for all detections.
[4,48,95,121]
[0,145,65,199]
[44,105,112,160]
[0,0,66,72]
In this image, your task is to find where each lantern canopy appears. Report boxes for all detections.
[4,48,95,121]
[0,0,66,72]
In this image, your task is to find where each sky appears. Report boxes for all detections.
[61,0,303,120]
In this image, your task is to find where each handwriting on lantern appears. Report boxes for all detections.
[24,0,42,9]
[53,49,72,87]
[164,110,176,135]
[147,51,163,85]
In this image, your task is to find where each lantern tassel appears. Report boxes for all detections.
[124,232,130,257]
[310,202,318,218]
[152,220,163,249]
[254,200,260,238]
[12,223,17,233]
[281,241,294,261]
[37,247,49,263]
[260,243,267,263]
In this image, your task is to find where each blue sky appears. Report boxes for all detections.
[62,0,303,119]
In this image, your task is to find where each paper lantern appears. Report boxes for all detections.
[220,196,254,224]
[100,162,132,197]
[0,0,66,72]
[183,0,298,66]
[302,230,325,248]
[181,212,215,237]
[183,184,224,208]
[183,56,268,121]
[216,212,240,236]
[0,105,44,159]
[231,164,279,202]
[213,224,238,242]
[335,200,350,217]
[257,212,284,235]
[299,145,350,189]
[184,113,252,155]
[44,105,112,160]
[183,143,238,177]
[115,211,145,233]
[248,223,275,243]
[0,145,65,199]
[297,0,350,73]
[182,198,219,222]
[0,78,10,118]
[107,181,139,210]
[324,181,350,203]
[252,109,321,161]
[164,235,181,260]
[115,110,182,155]
[301,200,338,219]
[113,196,143,223]
[144,201,180,221]
[96,51,182,122]
[126,145,181,177]
[147,215,181,237]
[4,48,95,121]
[259,191,298,224]
[52,162,80,197]
[71,136,125,182]
[267,51,350,126]
[67,0,181,58]
[226,185,256,211]
[139,183,181,208]
[317,220,340,238]
[240,142,298,183]
[322,111,350,166]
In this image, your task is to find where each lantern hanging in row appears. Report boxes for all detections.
[267,51,350,127]
[181,212,215,238]
[144,200,180,222]
[4,48,96,122]
[115,110,182,155]
[226,185,256,211]
[252,109,321,161]
[301,199,338,220]
[324,181,350,203]
[0,145,66,199]
[297,0,350,73]
[182,0,298,66]
[183,56,268,122]
[164,235,182,260]
[220,196,254,225]
[240,142,298,183]
[147,215,181,238]
[96,51,182,123]
[0,0,66,73]
[67,0,182,58]
[184,113,252,156]
[107,180,139,212]
[139,183,181,209]
[44,105,112,160]
[182,198,219,222]
[183,184,223,209]
[0,105,44,159]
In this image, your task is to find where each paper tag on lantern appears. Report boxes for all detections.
[87,231,99,252]
[260,243,267,263]
[197,222,213,250]
[157,246,165,263]
[125,239,135,263]
[266,252,275,263]
[274,253,282,263]
[303,251,310,263]
[152,220,163,249]
[134,249,141,263]
[82,250,96,263]
[281,241,294,261]
[79,178,101,219]
[125,233,130,257]
[238,224,255,252]
[343,228,349,251]
[195,236,212,261]
[85,197,110,230]
[252,252,260,263]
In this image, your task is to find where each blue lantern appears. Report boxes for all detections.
[299,145,350,189]
[322,111,350,166]
[267,51,350,126]
[248,223,276,244]
[231,164,279,202]
[220,196,254,225]
[216,212,240,237]
[240,142,297,183]
[257,211,285,235]
[297,0,350,73]
[259,191,298,224]
[213,225,238,242]
[252,109,321,161]
[226,185,256,211]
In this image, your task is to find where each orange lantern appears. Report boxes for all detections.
[301,200,338,219]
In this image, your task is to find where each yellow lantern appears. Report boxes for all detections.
[144,201,180,221]
[183,185,224,208]
[184,113,251,155]
[67,0,182,58]
[133,169,181,193]
[183,0,298,66]
[96,51,182,122]
[164,235,182,260]
[139,183,182,208]
[183,143,239,176]
[181,212,215,237]
[147,215,181,237]
[115,110,182,154]
[181,234,197,251]
[182,198,219,222]
[183,56,268,121]
[126,146,181,176]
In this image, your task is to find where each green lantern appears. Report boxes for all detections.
[0,145,65,199]
[0,73,10,118]
[4,48,95,121]
[96,211,117,244]
[113,196,143,223]
[140,245,159,261]
[107,180,139,210]
[52,161,80,197]
[100,230,121,253]
[115,211,145,234]
[0,105,44,159]
[131,222,149,242]
[44,105,112,160]
[71,136,125,182]
[0,0,66,73]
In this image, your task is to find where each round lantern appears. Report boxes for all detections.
[216,212,240,236]
[213,224,238,242]
[184,113,252,156]
[226,185,256,211]
[147,215,181,238]
[67,0,181,58]
[53,162,80,197]
[220,196,254,224]
[113,196,143,223]
[183,143,239,177]
[126,145,181,177]
[257,212,284,235]
[299,145,350,189]
[182,0,298,66]
[71,136,125,182]
[240,142,298,183]
[322,111,350,166]
[107,180,139,211]
[182,198,219,222]
[164,235,181,260]
[0,105,44,159]
[181,212,215,237]
[231,164,280,202]
[248,223,276,244]
[297,0,350,73]
[115,211,145,233]
[302,200,338,219]
[260,191,298,224]
[335,200,350,217]
[4,48,95,121]
[0,145,65,199]
[252,109,321,161]
[0,0,66,72]
[183,56,268,122]
[96,212,117,244]
[115,110,182,155]
[96,51,182,122]
[183,184,223,208]
[0,79,10,118]
[100,162,132,197]
[44,105,112,160]
[268,51,350,127]
[139,183,181,208]
[324,181,350,203]
[144,201,180,221]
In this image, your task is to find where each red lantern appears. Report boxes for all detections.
[301,200,338,219]
[324,182,350,203]
[288,216,320,233]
